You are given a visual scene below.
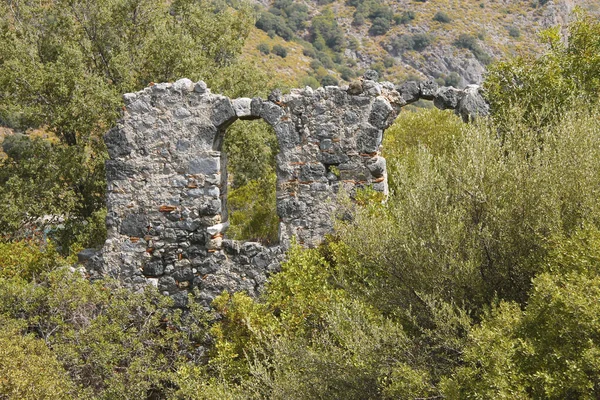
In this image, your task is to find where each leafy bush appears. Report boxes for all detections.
[227,174,279,245]
[0,137,107,253]
[272,44,288,58]
[256,12,294,41]
[444,227,600,398]
[257,42,270,55]
[389,33,432,54]
[311,9,345,52]
[433,11,452,23]
[0,268,210,399]
[485,11,600,131]
[0,317,76,399]
[395,10,416,24]
[453,33,491,64]
[508,25,521,38]
[369,17,391,36]
[320,75,339,86]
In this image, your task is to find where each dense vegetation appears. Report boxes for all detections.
[1,3,600,399]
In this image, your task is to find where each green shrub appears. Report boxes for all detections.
[433,11,451,23]
[444,228,600,399]
[0,317,76,399]
[453,33,491,64]
[272,44,288,58]
[485,11,600,131]
[0,269,210,399]
[227,174,279,245]
[369,17,391,35]
[257,42,270,55]
[320,75,339,86]
[508,25,521,38]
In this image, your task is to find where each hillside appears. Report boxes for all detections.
[242,0,598,88]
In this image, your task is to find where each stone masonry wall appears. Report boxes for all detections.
[92,72,488,306]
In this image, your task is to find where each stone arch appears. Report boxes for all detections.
[96,74,488,306]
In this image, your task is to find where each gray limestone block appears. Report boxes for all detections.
[143,260,164,277]
[252,252,271,269]
[198,199,222,216]
[173,267,194,282]
[396,81,420,104]
[362,80,382,96]
[250,98,263,117]
[319,151,349,165]
[188,156,220,175]
[194,81,208,93]
[104,128,133,158]
[357,124,383,153]
[368,96,395,129]
[210,97,237,128]
[276,198,307,219]
[260,102,285,126]
[456,85,490,122]
[433,87,463,110]
[366,156,386,178]
[173,78,194,93]
[105,160,137,181]
[299,163,327,182]
[171,291,189,308]
[268,89,283,103]
[420,79,439,100]
[158,275,178,292]
[274,121,299,149]
[363,69,379,81]
[232,98,253,118]
[120,213,149,237]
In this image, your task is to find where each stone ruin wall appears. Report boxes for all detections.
[91,72,488,307]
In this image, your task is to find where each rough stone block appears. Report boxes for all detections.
[232,98,253,118]
[396,81,420,104]
[433,87,463,110]
[368,97,394,129]
[188,156,220,175]
[420,79,439,100]
[210,97,236,128]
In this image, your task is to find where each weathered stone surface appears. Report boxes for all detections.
[420,79,439,100]
[94,78,487,307]
[434,87,463,110]
[396,81,420,104]
[457,85,490,122]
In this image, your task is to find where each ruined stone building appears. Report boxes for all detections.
[89,72,488,306]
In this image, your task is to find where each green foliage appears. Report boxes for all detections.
[454,33,491,64]
[0,268,210,399]
[0,0,255,145]
[485,11,600,131]
[256,43,270,55]
[311,9,345,52]
[336,104,600,315]
[0,317,76,399]
[0,240,64,280]
[390,33,432,53]
[395,10,416,24]
[272,44,288,58]
[320,75,339,86]
[369,17,391,36]
[0,137,107,252]
[508,25,521,38]
[444,227,600,398]
[227,174,279,245]
[433,11,452,23]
